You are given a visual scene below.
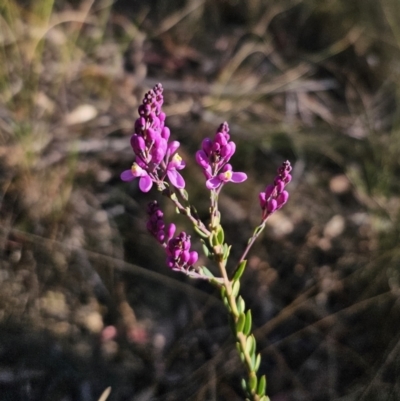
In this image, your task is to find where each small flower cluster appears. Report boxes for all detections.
[147,201,198,271]
[166,232,198,271]
[121,84,185,192]
[196,122,247,189]
[259,160,292,219]
[146,201,175,244]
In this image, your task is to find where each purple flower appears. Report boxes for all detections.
[120,163,153,192]
[166,153,186,189]
[196,122,246,189]
[121,83,186,192]
[166,232,198,271]
[206,164,247,189]
[259,160,292,219]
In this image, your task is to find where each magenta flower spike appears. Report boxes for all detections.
[120,83,186,192]
[196,122,247,189]
[259,160,292,219]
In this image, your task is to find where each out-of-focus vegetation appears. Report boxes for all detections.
[1,0,400,400]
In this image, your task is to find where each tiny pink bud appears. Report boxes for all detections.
[196,150,210,169]
[283,174,292,184]
[167,223,176,240]
[147,128,159,141]
[212,142,220,152]
[135,117,146,132]
[131,135,145,152]
[259,192,267,208]
[156,231,165,243]
[101,325,117,342]
[277,191,289,208]
[274,179,285,194]
[161,126,170,140]
[167,140,180,155]
[187,251,198,266]
[166,257,175,269]
[215,132,228,146]
[264,185,275,199]
[201,138,212,155]
[180,250,190,264]
[267,199,278,213]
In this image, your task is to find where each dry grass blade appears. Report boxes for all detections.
[98,387,112,401]
[153,0,205,36]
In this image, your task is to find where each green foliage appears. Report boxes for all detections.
[233,260,247,281]
[243,310,252,336]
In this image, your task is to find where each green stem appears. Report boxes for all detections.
[164,189,211,237]
[217,258,264,401]
[217,258,239,317]
[232,221,266,279]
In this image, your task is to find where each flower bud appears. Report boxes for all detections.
[277,191,289,208]
[167,223,176,240]
[259,192,267,209]
[187,251,199,266]
[264,184,275,199]
[201,138,213,155]
[267,199,277,213]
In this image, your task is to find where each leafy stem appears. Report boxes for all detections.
[216,255,269,401]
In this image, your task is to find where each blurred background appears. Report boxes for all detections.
[1,0,400,400]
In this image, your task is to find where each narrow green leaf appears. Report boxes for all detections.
[237,296,245,314]
[194,225,209,239]
[236,342,241,354]
[179,188,189,201]
[245,336,253,355]
[251,352,256,371]
[246,335,256,357]
[249,374,257,392]
[190,205,199,218]
[232,280,240,298]
[223,244,231,260]
[201,240,210,258]
[216,225,224,244]
[221,286,226,298]
[210,232,218,247]
[254,353,261,372]
[257,375,266,396]
[250,334,256,356]
[240,351,245,363]
[223,297,230,310]
[243,310,252,336]
[200,266,214,278]
[236,313,246,333]
[241,378,247,392]
[233,260,247,281]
